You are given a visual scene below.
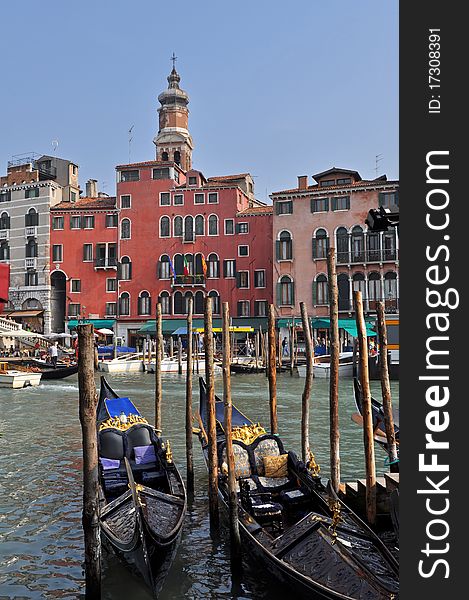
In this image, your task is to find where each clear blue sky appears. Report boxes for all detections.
[0,0,398,203]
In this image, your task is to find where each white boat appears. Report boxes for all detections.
[297,352,354,379]
[0,368,42,388]
[97,353,144,373]
[146,356,222,374]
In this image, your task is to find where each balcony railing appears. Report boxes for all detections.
[171,274,206,287]
[25,257,37,269]
[336,297,399,313]
[94,257,118,269]
[25,226,37,238]
[337,249,398,264]
[0,230,9,240]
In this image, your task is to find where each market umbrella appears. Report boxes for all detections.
[96,328,114,335]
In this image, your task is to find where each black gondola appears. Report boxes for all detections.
[353,376,400,461]
[97,376,186,597]
[32,360,79,379]
[197,378,399,599]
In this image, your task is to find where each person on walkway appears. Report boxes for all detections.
[282,336,289,357]
[49,341,58,368]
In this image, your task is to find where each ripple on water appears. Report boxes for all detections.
[0,371,398,598]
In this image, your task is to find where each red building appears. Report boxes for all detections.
[50,179,118,332]
[50,65,272,343]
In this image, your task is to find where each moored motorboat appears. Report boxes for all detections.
[0,362,42,388]
[297,352,354,378]
[97,377,186,597]
[147,356,222,374]
[197,378,399,599]
[97,354,144,373]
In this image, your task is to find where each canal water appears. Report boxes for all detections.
[0,372,398,599]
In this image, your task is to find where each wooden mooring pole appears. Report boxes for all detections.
[353,291,376,525]
[376,302,398,472]
[327,248,341,492]
[77,323,101,599]
[222,302,241,556]
[204,296,219,527]
[268,304,278,435]
[155,302,163,432]
[178,337,183,375]
[186,298,194,495]
[169,336,174,359]
[255,330,260,372]
[300,302,313,463]
[289,322,294,375]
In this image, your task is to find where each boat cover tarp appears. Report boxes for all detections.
[104,397,141,419]
[199,379,251,430]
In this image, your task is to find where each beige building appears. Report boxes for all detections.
[0,154,79,333]
[270,167,399,319]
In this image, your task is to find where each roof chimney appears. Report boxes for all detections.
[298,175,308,190]
[85,179,98,198]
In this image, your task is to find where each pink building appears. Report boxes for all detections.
[271,168,399,319]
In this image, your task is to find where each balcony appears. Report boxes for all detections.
[171,274,206,287]
[25,257,37,269]
[0,229,9,240]
[337,297,399,313]
[336,249,398,265]
[25,226,37,238]
[94,257,118,270]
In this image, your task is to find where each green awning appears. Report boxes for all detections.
[68,319,116,330]
[278,317,376,337]
[137,317,268,336]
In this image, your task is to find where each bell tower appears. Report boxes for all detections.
[153,55,193,171]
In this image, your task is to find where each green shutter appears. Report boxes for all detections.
[325,198,329,211]
[331,197,337,211]
[275,202,280,215]
[378,192,385,207]
[276,240,281,260]
[312,238,317,259]
[311,199,316,213]
[276,283,282,306]
[326,236,330,253]
[312,282,317,305]
[236,273,241,288]
[291,282,295,306]
[345,196,350,209]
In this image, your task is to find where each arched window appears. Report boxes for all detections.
[22,298,43,310]
[162,151,169,161]
[312,228,329,259]
[384,272,398,311]
[184,291,193,314]
[276,231,292,261]
[0,241,10,260]
[367,231,381,262]
[278,275,294,306]
[383,229,397,261]
[160,216,170,237]
[121,218,131,239]
[208,214,218,236]
[208,290,220,315]
[184,215,194,242]
[173,291,184,315]
[338,273,350,311]
[336,227,349,263]
[120,256,132,280]
[208,253,219,278]
[174,150,181,165]
[159,291,171,315]
[25,208,38,227]
[313,274,328,305]
[195,215,204,236]
[174,216,183,237]
[26,238,38,257]
[174,254,184,282]
[352,273,366,298]
[0,211,10,230]
[138,291,151,316]
[368,272,381,310]
[351,226,365,262]
[159,254,171,279]
[119,292,130,316]
[195,291,204,314]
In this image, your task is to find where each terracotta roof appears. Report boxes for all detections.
[207,173,250,181]
[237,205,273,216]
[51,196,117,211]
[271,179,399,196]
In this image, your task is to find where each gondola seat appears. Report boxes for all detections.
[98,428,128,495]
[240,480,283,533]
[125,424,159,474]
[251,435,292,493]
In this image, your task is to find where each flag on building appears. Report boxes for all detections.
[183,255,190,276]
[168,256,177,279]
[201,254,208,277]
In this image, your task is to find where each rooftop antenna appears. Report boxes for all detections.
[128,125,134,164]
[52,139,59,154]
[375,153,383,177]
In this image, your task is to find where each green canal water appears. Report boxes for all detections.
[0,372,398,599]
